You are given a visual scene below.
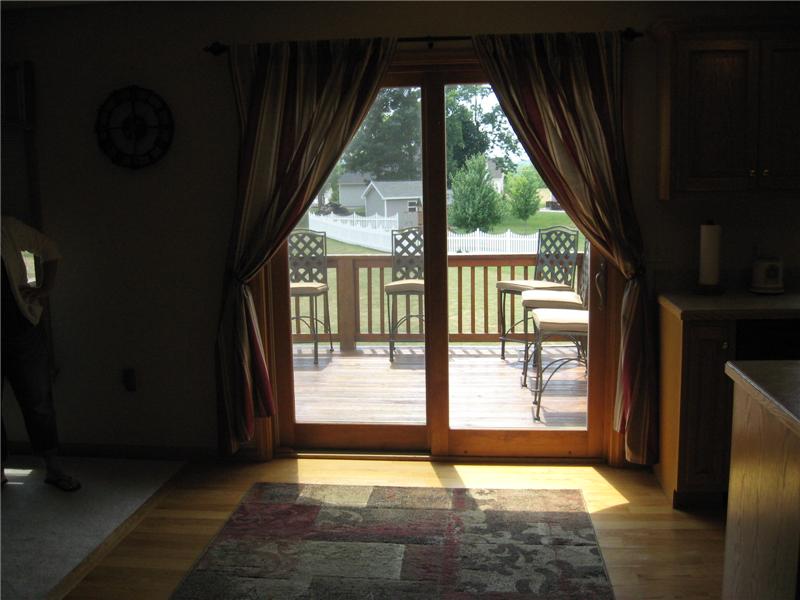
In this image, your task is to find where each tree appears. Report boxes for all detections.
[445,85,523,178]
[505,164,544,222]
[446,97,488,179]
[343,88,421,179]
[449,154,503,232]
[340,85,524,183]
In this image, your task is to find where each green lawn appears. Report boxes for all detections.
[327,238,385,255]
[487,210,576,235]
[476,210,586,248]
[301,207,581,254]
[316,210,582,256]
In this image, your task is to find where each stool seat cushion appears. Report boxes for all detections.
[532,308,589,333]
[290,282,328,296]
[522,289,584,310]
[496,279,572,293]
[384,279,425,294]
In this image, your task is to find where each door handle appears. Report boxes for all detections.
[594,259,606,311]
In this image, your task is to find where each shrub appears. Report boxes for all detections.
[449,154,503,232]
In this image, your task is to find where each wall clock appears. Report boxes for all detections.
[95,85,174,169]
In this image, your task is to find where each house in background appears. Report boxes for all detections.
[336,171,372,210]
[486,158,504,195]
[336,157,504,224]
[538,188,561,210]
[363,180,422,228]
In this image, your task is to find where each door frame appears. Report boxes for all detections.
[268,48,615,459]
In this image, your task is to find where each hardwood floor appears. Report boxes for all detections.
[294,344,588,429]
[59,459,725,600]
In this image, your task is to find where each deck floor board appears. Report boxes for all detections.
[293,344,587,429]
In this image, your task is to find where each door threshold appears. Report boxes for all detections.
[278,448,605,465]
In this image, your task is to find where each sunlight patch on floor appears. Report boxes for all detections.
[284,460,630,514]
[5,467,34,484]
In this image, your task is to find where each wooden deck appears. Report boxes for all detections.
[293,344,587,429]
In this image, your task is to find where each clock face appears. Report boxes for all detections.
[95,86,174,169]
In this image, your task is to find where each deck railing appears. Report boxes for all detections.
[291,253,585,349]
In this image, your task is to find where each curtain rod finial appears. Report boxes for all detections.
[204,42,230,56]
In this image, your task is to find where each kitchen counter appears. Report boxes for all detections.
[722,360,800,600]
[659,291,800,321]
[724,360,800,436]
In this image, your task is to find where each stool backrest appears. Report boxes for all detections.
[288,229,328,284]
[391,227,424,281]
[578,242,590,307]
[534,226,579,288]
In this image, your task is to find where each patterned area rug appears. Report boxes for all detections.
[172,483,614,599]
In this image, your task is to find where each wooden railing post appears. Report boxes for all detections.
[336,256,357,352]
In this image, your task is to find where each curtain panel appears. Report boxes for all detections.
[474,33,658,465]
[216,39,396,455]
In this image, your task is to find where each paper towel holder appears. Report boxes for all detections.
[696,221,724,295]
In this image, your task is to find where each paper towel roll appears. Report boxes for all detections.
[699,224,721,286]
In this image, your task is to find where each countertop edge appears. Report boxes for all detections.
[725,362,800,437]
[658,292,800,321]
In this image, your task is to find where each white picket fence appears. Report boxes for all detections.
[447,229,538,255]
[308,213,539,254]
[309,213,398,252]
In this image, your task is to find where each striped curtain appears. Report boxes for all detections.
[217,39,396,454]
[474,33,658,465]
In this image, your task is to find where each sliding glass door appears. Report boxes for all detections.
[285,84,429,450]
[275,63,608,458]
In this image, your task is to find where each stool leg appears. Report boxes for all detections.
[324,293,333,352]
[310,296,319,364]
[534,327,544,421]
[387,292,395,362]
[499,290,507,360]
[521,306,530,388]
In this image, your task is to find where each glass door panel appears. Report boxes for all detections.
[444,84,589,432]
[289,86,427,428]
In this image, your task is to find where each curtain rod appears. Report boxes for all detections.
[203,28,643,55]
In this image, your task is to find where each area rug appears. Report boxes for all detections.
[172,483,614,599]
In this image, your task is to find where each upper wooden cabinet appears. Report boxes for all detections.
[759,39,800,191]
[657,26,800,200]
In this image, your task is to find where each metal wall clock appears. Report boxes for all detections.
[95,85,174,169]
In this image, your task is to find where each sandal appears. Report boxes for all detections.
[45,474,81,492]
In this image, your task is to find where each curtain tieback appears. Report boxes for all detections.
[625,265,646,282]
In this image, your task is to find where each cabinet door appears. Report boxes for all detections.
[680,321,735,492]
[674,39,759,192]
[759,39,800,191]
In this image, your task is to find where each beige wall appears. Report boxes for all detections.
[2,2,798,453]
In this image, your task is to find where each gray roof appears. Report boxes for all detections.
[339,171,372,184]
[367,180,422,199]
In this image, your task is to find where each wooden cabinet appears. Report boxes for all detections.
[655,293,800,509]
[657,308,734,507]
[680,322,735,496]
[658,26,800,200]
[759,39,800,190]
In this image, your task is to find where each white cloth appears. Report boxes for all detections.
[1,216,61,325]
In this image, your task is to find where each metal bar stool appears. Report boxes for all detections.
[288,229,333,365]
[521,244,590,420]
[496,226,579,359]
[384,227,424,362]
